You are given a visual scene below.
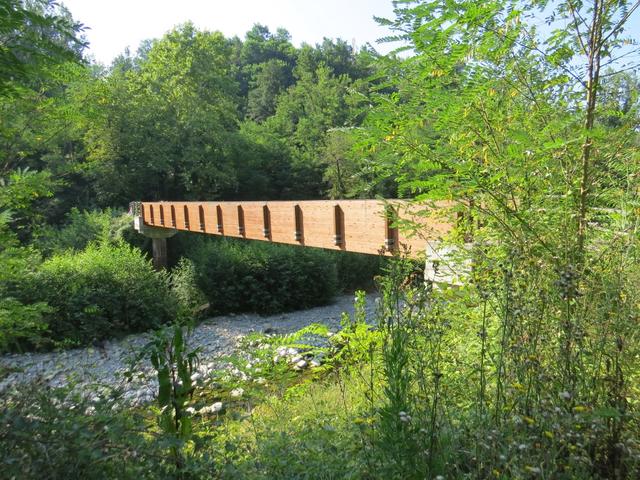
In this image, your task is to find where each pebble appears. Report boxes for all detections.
[230,387,244,398]
[200,402,223,414]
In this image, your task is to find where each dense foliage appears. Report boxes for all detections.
[34,207,146,255]
[185,238,339,315]
[1,16,388,228]
[0,0,385,353]
[19,243,176,348]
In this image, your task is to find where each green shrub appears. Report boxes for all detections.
[330,250,387,292]
[24,243,176,347]
[170,257,208,319]
[186,238,338,315]
[0,214,51,352]
[0,298,51,352]
[34,208,150,256]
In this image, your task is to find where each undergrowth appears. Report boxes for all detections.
[2,261,638,479]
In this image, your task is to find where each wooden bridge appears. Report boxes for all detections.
[131,199,461,281]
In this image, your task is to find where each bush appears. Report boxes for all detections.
[23,243,176,347]
[170,257,208,319]
[34,208,150,257]
[186,238,338,315]
[330,250,387,292]
[0,214,51,352]
[0,298,51,352]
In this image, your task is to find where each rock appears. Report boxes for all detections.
[310,358,322,368]
[262,324,277,334]
[230,387,244,398]
[200,402,224,414]
[0,294,379,406]
[294,359,308,371]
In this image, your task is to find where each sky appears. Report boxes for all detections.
[61,0,400,65]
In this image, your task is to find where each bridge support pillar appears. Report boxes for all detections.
[151,237,169,270]
[132,215,177,270]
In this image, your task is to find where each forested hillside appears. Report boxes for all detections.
[2,14,392,238]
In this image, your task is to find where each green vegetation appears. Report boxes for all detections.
[33,207,146,256]
[15,243,177,349]
[1,0,639,478]
[185,238,339,315]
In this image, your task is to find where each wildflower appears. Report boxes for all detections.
[518,443,527,451]
[572,405,588,413]
[544,431,554,439]
[559,391,571,400]
[523,416,535,425]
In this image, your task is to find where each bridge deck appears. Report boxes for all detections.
[137,199,455,257]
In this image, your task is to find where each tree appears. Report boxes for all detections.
[0,0,85,350]
[296,38,372,80]
[263,65,358,198]
[236,24,296,105]
[0,0,86,234]
[365,1,640,476]
[0,0,85,95]
[84,24,242,205]
[246,58,293,121]
[320,128,396,199]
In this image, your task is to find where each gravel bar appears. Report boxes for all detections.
[0,294,378,405]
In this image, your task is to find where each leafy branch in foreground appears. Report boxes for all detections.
[362,0,640,477]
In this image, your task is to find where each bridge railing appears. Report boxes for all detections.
[133,199,455,257]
